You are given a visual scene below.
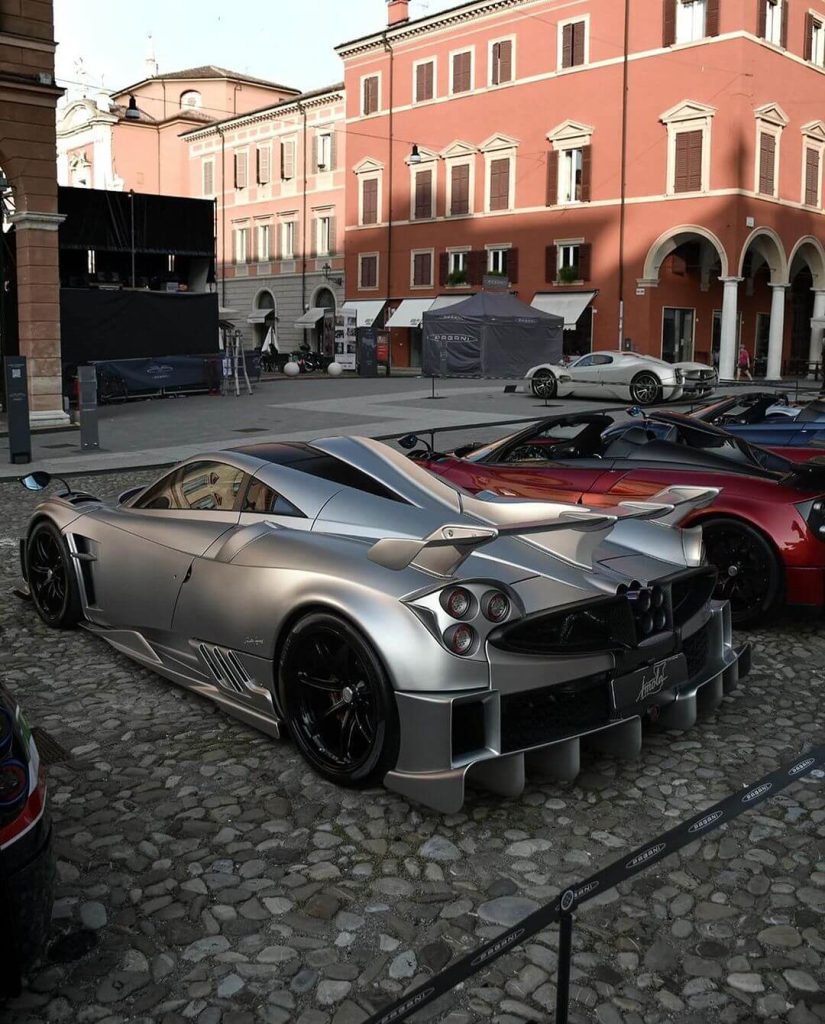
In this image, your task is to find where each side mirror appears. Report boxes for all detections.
[626,405,643,418]
[398,434,420,450]
[20,471,51,491]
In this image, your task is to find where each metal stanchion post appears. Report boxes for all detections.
[555,912,574,1024]
[77,365,99,451]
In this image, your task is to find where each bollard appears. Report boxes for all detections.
[77,365,100,451]
[4,356,31,464]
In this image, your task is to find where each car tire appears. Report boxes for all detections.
[25,520,82,629]
[701,518,782,627]
[629,372,662,406]
[277,612,400,786]
[530,370,557,399]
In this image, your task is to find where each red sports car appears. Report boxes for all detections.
[405,411,825,626]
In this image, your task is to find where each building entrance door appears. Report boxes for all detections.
[662,307,695,362]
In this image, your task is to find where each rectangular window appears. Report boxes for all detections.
[488,248,509,275]
[413,169,433,220]
[256,146,271,185]
[234,227,249,264]
[758,132,776,195]
[805,147,821,206]
[491,39,513,84]
[558,243,580,274]
[450,163,471,215]
[676,0,706,43]
[674,129,703,192]
[448,250,469,275]
[808,14,825,65]
[451,50,472,93]
[281,140,296,181]
[317,216,332,256]
[363,75,379,115]
[360,253,378,289]
[361,178,379,225]
[559,148,583,203]
[281,221,295,259]
[257,224,271,262]
[202,159,214,196]
[234,151,248,190]
[561,20,586,68]
[316,132,333,171]
[489,157,511,211]
[415,60,435,102]
[412,251,433,287]
[765,0,783,44]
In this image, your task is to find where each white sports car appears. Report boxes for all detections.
[521,351,717,405]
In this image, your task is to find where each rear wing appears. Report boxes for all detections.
[368,487,718,575]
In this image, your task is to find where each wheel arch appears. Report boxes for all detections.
[687,510,786,594]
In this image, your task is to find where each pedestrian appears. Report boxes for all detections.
[737,343,752,381]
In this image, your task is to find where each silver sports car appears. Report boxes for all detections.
[521,351,717,405]
[19,437,749,812]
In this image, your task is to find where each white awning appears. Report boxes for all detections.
[429,295,469,311]
[247,309,275,324]
[341,300,386,327]
[385,298,434,329]
[295,307,326,327]
[531,291,596,330]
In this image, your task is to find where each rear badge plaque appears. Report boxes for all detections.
[614,653,687,710]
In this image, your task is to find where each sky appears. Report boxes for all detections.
[54,0,458,99]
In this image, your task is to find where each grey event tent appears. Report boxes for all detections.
[422,291,563,376]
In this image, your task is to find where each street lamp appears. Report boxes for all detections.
[322,262,342,286]
[409,143,422,165]
[125,95,141,121]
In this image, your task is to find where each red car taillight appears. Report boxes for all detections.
[797,497,825,539]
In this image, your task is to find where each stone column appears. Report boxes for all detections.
[10,210,68,427]
[718,277,741,381]
[808,290,825,378]
[766,283,788,381]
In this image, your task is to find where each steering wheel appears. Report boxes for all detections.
[506,444,549,461]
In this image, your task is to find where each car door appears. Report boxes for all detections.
[85,460,247,633]
[593,354,629,399]
[566,354,605,396]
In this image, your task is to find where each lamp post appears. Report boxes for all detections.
[321,261,342,287]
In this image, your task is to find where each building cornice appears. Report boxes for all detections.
[182,89,344,142]
[9,211,66,232]
[335,0,535,58]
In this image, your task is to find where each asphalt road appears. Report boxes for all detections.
[1,470,824,1024]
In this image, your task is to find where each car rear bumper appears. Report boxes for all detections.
[385,604,749,812]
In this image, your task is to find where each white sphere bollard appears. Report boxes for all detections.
[283,361,300,377]
[327,361,343,377]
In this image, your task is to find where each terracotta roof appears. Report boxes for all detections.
[180,82,345,138]
[113,65,301,97]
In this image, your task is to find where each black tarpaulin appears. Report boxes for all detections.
[422,291,563,376]
[58,186,215,256]
[60,289,219,365]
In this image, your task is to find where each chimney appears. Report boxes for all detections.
[387,0,409,26]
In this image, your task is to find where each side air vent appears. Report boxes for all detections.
[199,644,251,695]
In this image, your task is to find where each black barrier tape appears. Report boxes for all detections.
[364,744,825,1024]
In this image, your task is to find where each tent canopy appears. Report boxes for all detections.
[422,290,563,377]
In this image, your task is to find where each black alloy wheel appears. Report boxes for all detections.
[531,370,557,399]
[629,372,662,406]
[278,613,399,785]
[26,521,82,628]
[701,518,781,627]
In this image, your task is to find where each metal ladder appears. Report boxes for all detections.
[226,330,252,397]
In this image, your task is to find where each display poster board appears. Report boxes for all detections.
[357,328,378,377]
[335,310,357,371]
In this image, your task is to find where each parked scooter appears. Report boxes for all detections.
[289,344,329,373]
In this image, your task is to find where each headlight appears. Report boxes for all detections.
[481,590,510,623]
[440,586,475,620]
[443,623,478,656]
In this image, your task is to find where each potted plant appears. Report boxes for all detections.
[447,269,469,287]
[557,265,579,284]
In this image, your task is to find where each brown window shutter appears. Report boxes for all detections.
[326,216,336,255]
[806,148,820,204]
[468,250,485,285]
[507,247,519,283]
[780,0,788,46]
[453,52,471,92]
[546,150,559,205]
[414,170,433,219]
[578,243,592,282]
[439,252,449,285]
[491,42,501,84]
[413,252,431,286]
[663,0,677,45]
[329,131,337,171]
[234,152,248,189]
[757,0,767,36]
[580,145,592,201]
[572,22,586,65]
[545,245,558,282]
[425,61,434,98]
[257,147,271,185]
[706,0,720,36]
[805,12,814,59]
[758,132,776,193]
[364,77,378,115]
[675,130,703,192]
[281,141,295,180]
[562,23,574,67]
[416,62,434,101]
[489,157,510,210]
[362,178,378,223]
[499,40,513,82]
[450,163,470,214]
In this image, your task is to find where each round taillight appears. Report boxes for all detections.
[0,759,28,809]
[639,613,654,636]
[482,590,510,623]
[652,586,665,609]
[636,589,652,613]
[444,623,477,656]
[654,609,667,632]
[440,587,474,620]
[0,708,13,760]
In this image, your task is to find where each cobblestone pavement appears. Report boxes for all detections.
[1,473,824,1024]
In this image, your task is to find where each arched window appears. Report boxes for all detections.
[180,90,202,110]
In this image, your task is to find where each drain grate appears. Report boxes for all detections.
[31,727,73,766]
[234,427,269,434]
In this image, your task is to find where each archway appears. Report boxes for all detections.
[788,237,825,374]
[311,287,336,355]
[738,229,789,379]
[252,288,277,349]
